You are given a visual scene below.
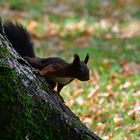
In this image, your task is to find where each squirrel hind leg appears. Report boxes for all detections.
[45,78,56,89]
[57,84,64,95]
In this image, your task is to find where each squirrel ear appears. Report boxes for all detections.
[84,54,89,64]
[73,54,80,65]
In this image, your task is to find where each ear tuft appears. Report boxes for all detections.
[84,54,89,64]
[73,54,80,65]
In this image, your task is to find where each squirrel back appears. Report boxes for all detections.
[4,21,35,57]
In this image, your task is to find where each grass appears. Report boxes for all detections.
[1,0,140,139]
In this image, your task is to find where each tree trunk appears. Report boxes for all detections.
[0,18,101,140]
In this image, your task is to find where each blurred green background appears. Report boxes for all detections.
[0,0,140,139]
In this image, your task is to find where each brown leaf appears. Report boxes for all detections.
[88,85,99,99]
[68,99,76,108]
[119,81,131,89]
[120,62,140,76]
[121,98,129,110]
[81,114,92,126]
[27,21,39,31]
[114,116,124,126]
[128,105,140,120]
[96,122,106,132]
[76,36,91,47]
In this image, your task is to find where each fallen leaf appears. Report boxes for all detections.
[119,81,131,89]
[68,99,76,108]
[120,62,140,76]
[121,98,129,110]
[27,21,39,31]
[128,105,140,120]
[113,116,124,126]
[88,85,99,99]
[97,122,106,132]
[76,36,91,47]
[81,114,92,126]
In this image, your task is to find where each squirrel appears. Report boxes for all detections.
[4,21,90,101]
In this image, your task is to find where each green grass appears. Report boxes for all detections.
[1,0,140,139]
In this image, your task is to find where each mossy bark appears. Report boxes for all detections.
[0,18,101,140]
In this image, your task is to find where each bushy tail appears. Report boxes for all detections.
[4,21,35,57]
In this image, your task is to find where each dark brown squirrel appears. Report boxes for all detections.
[25,54,89,95]
[4,21,90,100]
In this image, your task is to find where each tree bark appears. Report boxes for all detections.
[0,18,101,140]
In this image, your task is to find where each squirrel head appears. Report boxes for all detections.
[69,54,90,81]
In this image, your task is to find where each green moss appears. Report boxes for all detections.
[0,61,5,66]
[0,65,53,140]
[0,47,11,57]
[0,63,74,140]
